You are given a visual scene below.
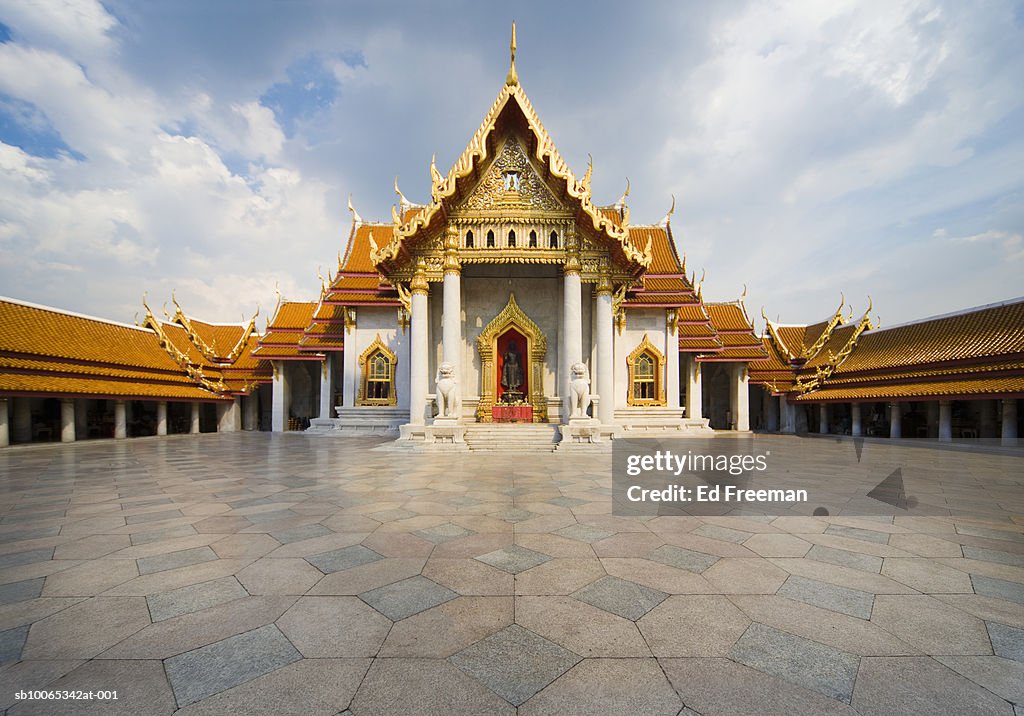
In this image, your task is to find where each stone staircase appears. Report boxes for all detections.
[463,423,560,453]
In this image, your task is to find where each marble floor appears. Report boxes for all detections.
[0,432,1022,715]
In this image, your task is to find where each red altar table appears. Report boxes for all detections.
[492,405,533,423]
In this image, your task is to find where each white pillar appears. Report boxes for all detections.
[243,394,258,431]
[851,403,862,437]
[1001,399,1017,446]
[0,398,8,447]
[818,403,829,434]
[595,282,615,425]
[12,398,31,443]
[319,354,334,419]
[114,400,127,439]
[272,361,288,432]
[779,396,796,434]
[731,364,749,431]
[686,356,702,421]
[938,400,952,442]
[562,268,583,422]
[889,403,902,439]
[442,270,461,381]
[156,401,168,436]
[217,398,240,433]
[667,313,680,411]
[764,392,778,431]
[190,403,201,434]
[409,274,429,426]
[60,398,75,443]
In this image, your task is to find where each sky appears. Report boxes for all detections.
[0,0,1022,332]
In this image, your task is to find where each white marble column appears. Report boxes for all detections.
[686,356,702,421]
[243,394,258,431]
[217,398,240,432]
[60,398,75,443]
[0,398,8,447]
[318,354,334,420]
[851,403,862,437]
[156,401,168,436]
[779,396,796,434]
[764,392,778,431]
[667,313,680,411]
[595,278,615,425]
[114,400,127,439]
[442,271,461,381]
[562,267,583,422]
[730,364,749,431]
[938,400,952,442]
[1001,399,1017,446]
[272,361,288,432]
[889,403,902,439]
[12,398,31,443]
[818,403,829,434]
[409,270,429,426]
[190,402,201,434]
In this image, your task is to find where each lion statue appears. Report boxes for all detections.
[435,362,460,419]
[569,362,592,419]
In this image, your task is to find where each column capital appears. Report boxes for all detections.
[563,254,581,275]
[411,266,429,295]
[443,228,461,275]
[595,269,613,295]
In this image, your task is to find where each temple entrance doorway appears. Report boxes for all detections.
[475,293,548,423]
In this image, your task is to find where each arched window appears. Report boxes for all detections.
[508,229,516,247]
[626,335,666,406]
[465,230,474,248]
[529,230,537,247]
[486,229,495,248]
[549,230,558,248]
[358,335,397,406]
[634,354,655,400]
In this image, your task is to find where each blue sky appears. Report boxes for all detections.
[0,0,1021,329]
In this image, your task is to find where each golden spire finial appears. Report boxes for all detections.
[506,22,518,86]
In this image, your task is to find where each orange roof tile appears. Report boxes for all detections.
[794,375,1024,401]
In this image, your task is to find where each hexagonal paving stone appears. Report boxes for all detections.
[360,576,458,621]
[476,545,551,575]
[414,523,475,544]
[554,524,614,543]
[648,544,720,574]
[449,624,580,706]
[571,576,668,621]
[306,545,384,574]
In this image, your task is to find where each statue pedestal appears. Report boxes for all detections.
[559,418,602,444]
[425,418,466,445]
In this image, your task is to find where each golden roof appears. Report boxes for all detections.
[0,298,231,401]
[371,63,653,274]
[836,299,1024,373]
[793,375,1024,401]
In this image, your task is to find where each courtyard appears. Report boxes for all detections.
[0,433,1022,715]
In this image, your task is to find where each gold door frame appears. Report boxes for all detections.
[476,293,548,422]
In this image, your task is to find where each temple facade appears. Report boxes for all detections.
[252,34,766,448]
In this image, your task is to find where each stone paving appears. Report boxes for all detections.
[0,432,1021,715]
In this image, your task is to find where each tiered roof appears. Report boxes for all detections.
[0,297,245,401]
[792,298,1024,402]
[253,300,322,361]
[140,297,270,396]
[698,300,767,362]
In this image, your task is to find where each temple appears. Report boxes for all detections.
[0,26,1021,449]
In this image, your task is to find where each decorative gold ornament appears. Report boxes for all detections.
[357,334,397,406]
